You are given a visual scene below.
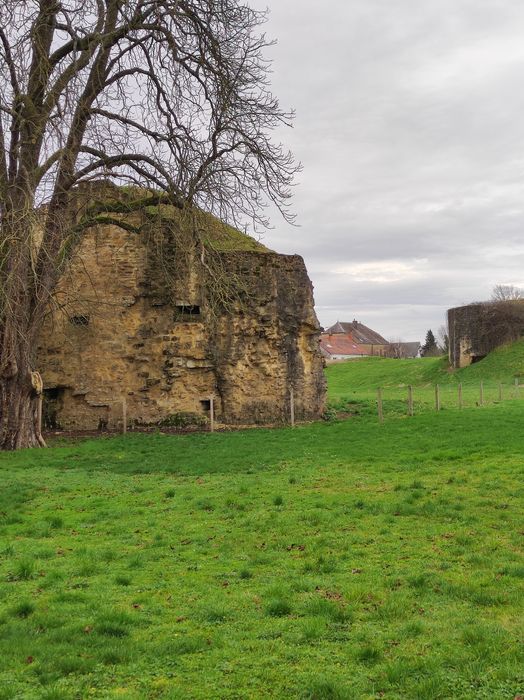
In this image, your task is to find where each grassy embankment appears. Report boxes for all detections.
[326,338,524,419]
[0,345,523,699]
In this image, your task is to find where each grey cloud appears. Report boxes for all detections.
[248,0,524,340]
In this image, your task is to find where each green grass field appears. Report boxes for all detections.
[326,339,524,419]
[1,347,523,699]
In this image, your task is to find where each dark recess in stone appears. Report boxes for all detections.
[43,388,65,429]
[69,315,90,327]
[174,305,201,319]
[471,355,486,364]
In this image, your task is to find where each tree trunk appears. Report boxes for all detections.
[0,195,48,450]
[0,380,42,450]
[0,320,46,451]
[0,365,45,450]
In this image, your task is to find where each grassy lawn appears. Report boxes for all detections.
[1,358,523,698]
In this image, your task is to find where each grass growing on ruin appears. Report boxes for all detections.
[108,184,271,254]
[1,400,523,699]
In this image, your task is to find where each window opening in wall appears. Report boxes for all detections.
[69,315,90,327]
[200,399,211,412]
[175,305,201,317]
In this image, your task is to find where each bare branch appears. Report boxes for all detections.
[0,0,299,449]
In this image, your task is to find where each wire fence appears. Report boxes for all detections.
[373,379,522,422]
[327,379,523,423]
[41,382,523,436]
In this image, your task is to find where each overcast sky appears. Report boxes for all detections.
[248,0,524,342]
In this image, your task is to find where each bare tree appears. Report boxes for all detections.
[491,284,523,301]
[0,0,299,449]
[385,339,406,359]
[437,324,449,355]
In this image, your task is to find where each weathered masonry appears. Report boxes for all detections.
[448,300,524,368]
[37,200,326,430]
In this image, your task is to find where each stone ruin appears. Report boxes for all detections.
[36,192,326,431]
[448,300,524,368]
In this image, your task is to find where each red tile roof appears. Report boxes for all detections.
[326,320,388,345]
[320,333,369,357]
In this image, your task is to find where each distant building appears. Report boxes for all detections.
[319,333,369,361]
[388,341,421,359]
[321,320,390,358]
[320,320,420,361]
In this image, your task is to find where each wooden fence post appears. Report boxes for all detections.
[435,384,441,411]
[408,385,414,416]
[209,395,215,433]
[290,387,295,428]
[377,387,384,423]
[479,381,484,406]
[122,398,127,435]
[458,383,463,410]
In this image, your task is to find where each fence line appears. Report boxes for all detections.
[375,379,523,422]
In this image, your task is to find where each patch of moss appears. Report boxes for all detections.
[148,205,271,253]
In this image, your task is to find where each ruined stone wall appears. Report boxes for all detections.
[37,220,325,429]
[210,252,325,424]
[448,301,524,368]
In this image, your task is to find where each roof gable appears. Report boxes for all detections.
[325,320,388,345]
